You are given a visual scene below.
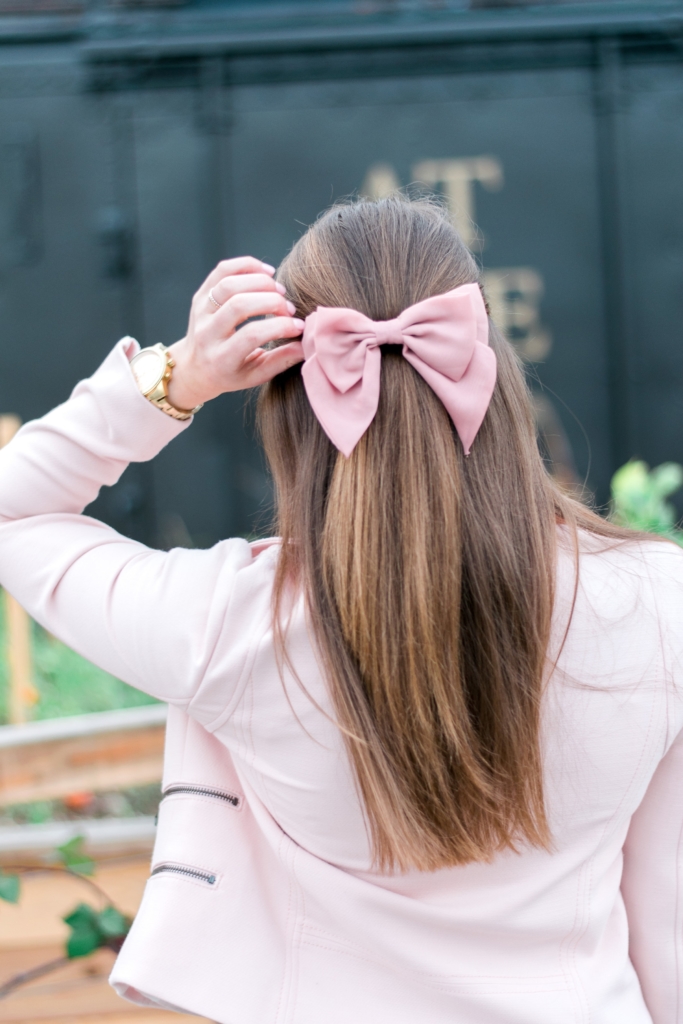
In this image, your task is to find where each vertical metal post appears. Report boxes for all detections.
[110,87,146,345]
[106,83,157,545]
[198,56,232,267]
[0,415,38,724]
[594,35,633,470]
[196,56,253,536]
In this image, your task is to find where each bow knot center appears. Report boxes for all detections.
[373,319,405,347]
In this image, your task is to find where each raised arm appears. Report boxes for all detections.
[0,257,304,712]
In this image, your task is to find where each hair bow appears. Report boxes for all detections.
[300,283,496,457]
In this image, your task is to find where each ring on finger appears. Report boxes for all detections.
[208,288,222,310]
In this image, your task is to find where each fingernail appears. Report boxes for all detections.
[293,318,305,330]
[262,263,276,273]
[275,282,287,295]
[286,301,297,314]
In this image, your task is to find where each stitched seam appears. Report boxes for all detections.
[281,842,305,1024]
[675,807,683,1021]
[196,561,271,732]
[301,923,567,985]
[560,853,582,1024]
[299,938,570,994]
[561,683,661,1024]
[272,830,295,1024]
[157,540,251,711]
[302,922,565,981]
[199,624,264,734]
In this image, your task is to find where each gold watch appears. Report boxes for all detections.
[129,343,202,421]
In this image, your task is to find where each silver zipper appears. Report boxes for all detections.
[161,784,240,808]
[151,863,217,885]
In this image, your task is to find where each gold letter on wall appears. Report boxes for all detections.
[483,268,552,363]
[412,157,503,249]
[357,161,551,363]
[361,163,402,200]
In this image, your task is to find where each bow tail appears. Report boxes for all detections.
[301,352,382,458]
[405,343,497,455]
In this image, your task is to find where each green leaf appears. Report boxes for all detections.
[56,835,95,876]
[96,905,129,938]
[62,902,130,957]
[66,923,102,958]
[63,902,98,930]
[0,871,20,903]
[63,903,103,959]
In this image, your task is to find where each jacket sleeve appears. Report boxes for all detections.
[621,722,683,1024]
[0,338,252,709]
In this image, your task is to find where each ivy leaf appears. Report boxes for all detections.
[96,905,129,938]
[0,871,20,904]
[63,903,97,931]
[66,922,101,959]
[56,836,95,876]
[62,903,130,958]
[63,903,103,959]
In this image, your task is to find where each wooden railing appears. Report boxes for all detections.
[0,705,181,1020]
[0,704,167,808]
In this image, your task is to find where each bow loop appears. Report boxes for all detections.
[300,284,496,458]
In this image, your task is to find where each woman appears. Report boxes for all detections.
[0,197,679,1024]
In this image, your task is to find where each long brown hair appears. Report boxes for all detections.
[257,195,636,872]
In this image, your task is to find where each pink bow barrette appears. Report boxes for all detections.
[300,283,497,457]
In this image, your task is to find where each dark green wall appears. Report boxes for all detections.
[0,4,681,544]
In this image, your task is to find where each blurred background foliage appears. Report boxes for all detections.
[0,612,157,726]
[610,460,683,545]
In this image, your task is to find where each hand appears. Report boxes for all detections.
[166,256,305,410]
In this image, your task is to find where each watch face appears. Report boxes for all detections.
[131,349,165,394]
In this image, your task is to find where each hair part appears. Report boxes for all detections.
[257,195,639,872]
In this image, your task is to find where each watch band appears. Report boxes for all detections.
[150,394,201,422]
[131,343,203,421]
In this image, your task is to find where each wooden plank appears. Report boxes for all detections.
[0,414,38,727]
[0,730,164,806]
[16,1016,206,1024]
[4,594,37,727]
[15,1016,206,1024]
[0,708,166,807]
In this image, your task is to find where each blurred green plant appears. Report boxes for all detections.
[0,595,158,725]
[63,902,129,959]
[0,838,131,1000]
[56,835,95,876]
[0,869,19,904]
[610,460,683,545]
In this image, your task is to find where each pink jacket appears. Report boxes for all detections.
[0,339,681,1024]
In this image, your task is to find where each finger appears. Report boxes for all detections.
[202,257,275,293]
[231,315,304,359]
[209,273,285,311]
[242,342,305,387]
[215,292,297,335]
